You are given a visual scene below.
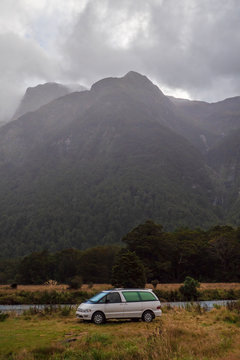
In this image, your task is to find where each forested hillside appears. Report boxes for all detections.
[1,221,240,284]
[0,72,240,257]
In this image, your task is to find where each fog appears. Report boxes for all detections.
[1,0,240,120]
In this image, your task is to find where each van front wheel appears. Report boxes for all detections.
[92,311,105,325]
[142,311,154,322]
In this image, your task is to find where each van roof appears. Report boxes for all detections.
[105,288,153,292]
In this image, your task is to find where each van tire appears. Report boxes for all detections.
[142,310,154,322]
[92,311,105,325]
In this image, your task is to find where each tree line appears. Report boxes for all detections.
[1,220,240,285]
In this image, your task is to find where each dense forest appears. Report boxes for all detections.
[1,221,240,284]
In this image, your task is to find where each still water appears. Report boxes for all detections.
[0,300,234,314]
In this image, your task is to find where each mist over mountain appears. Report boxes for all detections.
[170,95,240,150]
[12,83,71,120]
[0,71,240,257]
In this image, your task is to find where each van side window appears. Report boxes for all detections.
[139,291,156,301]
[122,291,141,302]
[106,292,121,303]
[98,295,107,303]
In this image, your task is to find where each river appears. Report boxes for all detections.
[0,300,235,314]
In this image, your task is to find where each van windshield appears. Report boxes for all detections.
[86,292,107,303]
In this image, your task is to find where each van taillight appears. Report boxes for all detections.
[157,306,161,310]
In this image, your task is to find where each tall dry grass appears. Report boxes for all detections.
[1,282,240,293]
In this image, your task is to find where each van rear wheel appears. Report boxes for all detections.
[92,311,105,325]
[142,311,154,322]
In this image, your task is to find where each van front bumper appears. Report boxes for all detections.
[76,310,92,320]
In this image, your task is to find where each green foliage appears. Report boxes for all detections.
[60,305,73,316]
[179,276,200,300]
[54,249,82,283]
[18,250,55,284]
[67,276,83,290]
[1,221,240,285]
[78,245,120,283]
[0,311,9,322]
[111,249,146,288]
[226,300,240,313]
[0,290,90,305]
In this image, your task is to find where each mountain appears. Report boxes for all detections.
[0,71,221,257]
[170,95,240,151]
[1,71,240,258]
[13,82,71,120]
[170,94,240,224]
[207,128,240,222]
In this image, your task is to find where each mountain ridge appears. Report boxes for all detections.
[0,71,239,257]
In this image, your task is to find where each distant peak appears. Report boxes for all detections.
[124,70,146,78]
[26,82,67,93]
[91,71,161,96]
[123,71,153,84]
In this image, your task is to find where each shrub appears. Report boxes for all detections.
[67,276,83,290]
[60,305,72,316]
[179,276,200,301]
[226,300,240,313]
[10,283,18,289]
[88,282,94,289]
[0,311,9,322]
[151,279,159,289]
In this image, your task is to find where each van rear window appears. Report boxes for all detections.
[122,291,140,302]
[139,291,156,301]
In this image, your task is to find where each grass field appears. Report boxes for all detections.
[0,303,240,359]
[1,283,240,293]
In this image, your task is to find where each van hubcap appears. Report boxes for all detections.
[144,312,152,322]
[94,314,103,324]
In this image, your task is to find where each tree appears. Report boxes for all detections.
[122,220,173,281]
[18,250,55,284]
[179,276,200,300]
[208,229,240,281]
[79,245,120,283]
[111,249,146,288]
[54,248,82,283]
[170,228,209,281]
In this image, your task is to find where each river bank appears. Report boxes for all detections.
[1,283,240,305]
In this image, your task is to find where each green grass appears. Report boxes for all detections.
[0,307,240,360]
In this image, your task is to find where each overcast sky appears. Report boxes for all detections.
[1,0,240,120]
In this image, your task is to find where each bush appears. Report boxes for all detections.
[67,276,83,290]
[60,305,72,316]
[226,300,240,313]
[88,282,94,289]
[179,276,200,301]
[0,311,9,322]
[151,279,159,289]
[10,283,18,289]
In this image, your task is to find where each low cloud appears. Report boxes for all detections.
[1,0,240,120]
[61,0,240,101]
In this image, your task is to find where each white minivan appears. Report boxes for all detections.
[76,289,162,324]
